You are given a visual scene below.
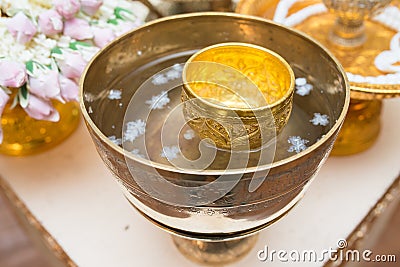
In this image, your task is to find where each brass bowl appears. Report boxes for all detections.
[80,12,349,265]
[182,42,295,150]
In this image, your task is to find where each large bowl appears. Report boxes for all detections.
[80,12,349,264]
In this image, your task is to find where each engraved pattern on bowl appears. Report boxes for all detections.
[80,13,349,240]
[181,43,295,150]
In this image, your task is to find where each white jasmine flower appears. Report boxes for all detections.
[131,148,145,158]
[108,89,122,100]
[183,129,195,140]
[145,91,170,110]
[310,113,329,126]
[295,77,307,86]
[108,135,122,145]
[152,74,168,85]
[287,136,309,153]
[165,69,181,80]
[160,145,180,160]
[124,119,146,142]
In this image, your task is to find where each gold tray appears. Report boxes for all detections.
[237,0,400,100]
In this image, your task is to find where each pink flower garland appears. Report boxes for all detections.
[0,0,147,144]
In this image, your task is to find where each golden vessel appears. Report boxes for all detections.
[237,0,400,155]
[182,42,294,150]
[80,13,349,265]
[0,100,80,156]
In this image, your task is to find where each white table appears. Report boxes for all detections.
[1,98,399,267]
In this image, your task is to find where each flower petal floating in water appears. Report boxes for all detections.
[0,60,27,88]
[124,119,146,142]
[287,136,309,153]
[295,77,313,96]
[151,74,168,85]
[183,129,195,140]
[108,135,122,146]
[165,69,181,80]
[131,148,144,158]
[161,145,180,160]
[6,12,37,44]
[310,113,329,126]
[145,91,170,110]
[108,89,122,100]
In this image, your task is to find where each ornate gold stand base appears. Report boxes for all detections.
[172,234,259,265]
[331,99,381,156]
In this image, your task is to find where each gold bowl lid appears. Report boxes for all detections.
[182,42,295,111]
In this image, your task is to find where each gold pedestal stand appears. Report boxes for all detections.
[333,99,381,155]
[80,13,349,266]
[237,0,400,155]
[172,234,258,265]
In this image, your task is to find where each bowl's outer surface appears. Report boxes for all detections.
[80,13,349,239]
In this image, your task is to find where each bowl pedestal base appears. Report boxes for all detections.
[172,234,259,265]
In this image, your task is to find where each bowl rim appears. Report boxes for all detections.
[79,12,350,175]
[182,42,295,112]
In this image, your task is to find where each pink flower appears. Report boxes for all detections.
[28,69,63,101]
[56,50,87,79]
[0,60,27,88]
[54,0,81,20]
[63,18,93,40]
[38,9,63,36]
[115,20,137,36]
[80,0,103,16]
[59,75,78,101]
[23,94,60,122]
[6,12,37,44]
[0,89,10,143]
[92,26,115,47]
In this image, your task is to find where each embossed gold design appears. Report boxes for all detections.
[187,44,292,105]
[80,13,349,265]
[182,43,295,150]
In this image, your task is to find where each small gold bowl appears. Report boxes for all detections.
[181,42,295,150]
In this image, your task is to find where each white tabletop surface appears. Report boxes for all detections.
[1,98,399,267]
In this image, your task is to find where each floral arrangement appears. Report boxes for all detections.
[0,0,149,142]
